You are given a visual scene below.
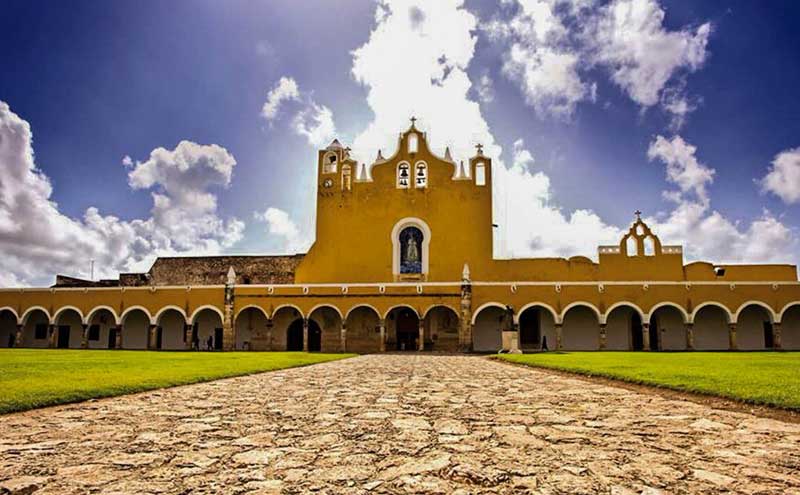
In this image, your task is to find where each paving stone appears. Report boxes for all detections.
[0,355,799,493]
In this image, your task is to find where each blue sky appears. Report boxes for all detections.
[1,0,799,286]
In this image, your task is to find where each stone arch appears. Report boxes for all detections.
[235,304,270,321]
[471,302,506,325]
[423,305,460,352]
[391,217,431,276]
[561,302,601,350]
[385,305,420,351]
[647,302,689,324]
[53,306,84,349]
[85,306,119,349]
[235,306,270,351]
[779,303,800,350]
[344,305,381,353]
[120,307,150,350]
[472,303,508,352]
[604,302,646,350]
[191,307,224,351]
[272,305,305,351]
[274,304,305,319]
[21,307,50,348]
[154,307,187,350]
[190,305,225,325]
[0,308,18,348]
[778,301,800,323]
[649,304,687,350]
[691,302,731,350]
[308,305,343,352]
[0,307,20,325]
[735,302,776,350]
[517,303,557,351]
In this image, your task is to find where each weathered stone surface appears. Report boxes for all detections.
[0,355,799,493]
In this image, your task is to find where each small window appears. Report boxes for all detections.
[475,162,486,186]
[714,266,726,277]
[636,224,644,235]
[408,133,418,154]
[34,324,48,340]
[323,152,338,174]
[643,236,655,256]
[415,162,427,188]
[88,324,100,341]
[397,162,411,188]
[626,236,638,256]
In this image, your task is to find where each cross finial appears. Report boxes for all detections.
[634,210,642,220]
[475,143,484,155]
[410,116,417,127]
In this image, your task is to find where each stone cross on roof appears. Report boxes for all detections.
[475,143,484,155]
[634,210,642,221]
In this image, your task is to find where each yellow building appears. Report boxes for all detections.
[1,121,799,353]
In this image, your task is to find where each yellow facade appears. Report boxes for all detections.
[1,122,799,353]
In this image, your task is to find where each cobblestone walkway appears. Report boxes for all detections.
[1,355,799,494]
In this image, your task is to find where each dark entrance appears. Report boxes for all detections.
[764,322,774,349]
[108,327,117,349]
[648,317,660,351]
[631,313,643,350]
[214,328,224,350]
[519,308,541,349]
[286,319,321,351]
[156,327,163,349]
[57,325,70,348]
[394,308,419,351]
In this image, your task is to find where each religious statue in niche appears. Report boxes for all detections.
[400,226,423,274]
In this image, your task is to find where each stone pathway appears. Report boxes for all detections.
[1,355,799,494]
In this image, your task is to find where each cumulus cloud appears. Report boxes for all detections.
[254,207,311,253]
[261,76,337,148]
[476,72,495,103]
[759,147,800,204]
[647,135,714,204]
[0,101,243,286]
[488,0,710,124]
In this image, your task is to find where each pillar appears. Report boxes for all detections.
[184,324,193,350]
[642,323,651,351]
[81,324,89,349]
[458,263,473,352]
[14,324,23,347]
[302,318,309,352]
[148,324,158,350]
[379,318,386,352]
[772,322,782,350]
[418,320,425,351]
[599,323,607,350]
[340,322,347,353]
[685,323,694,350]
[114,325,122,349]
[266,319,274,351]
[48,324,56,348]
[728,322,738,351]
[555,323,563,350]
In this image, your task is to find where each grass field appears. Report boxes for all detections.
[0,349,354,415]
[497,352,800,410]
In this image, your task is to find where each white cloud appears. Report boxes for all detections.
[261,76,300,121]
[261,76,337,148]
[476,72,495,103]
[647,135,714,204]
[254,207,311,253]
[0,101,243,286]
[759,147,800,204]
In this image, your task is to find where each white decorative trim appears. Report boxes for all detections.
[154,305,188,325]
[560,302,602,324]
[383,304,420,320]
[85,305,121,325]
[733,301,777,323]
[778,301,800,323]
[391,217,431,277]
[647,302,689,323]
[603,302,646,325]
[308,304,343,320]
[690,301,734,324]
[272,304,304,318]
[120,306,154,325]
[470,302,506,325]
[52,305,85,325]
[189,305,225,325]
[344,304,381,320]
[421,304,460,319]
[0,306,20,324]
[514,302,558,325]
[21,306,51,326]
[234,304,269,321]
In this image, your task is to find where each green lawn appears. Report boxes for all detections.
[0,349,354,415]
[497,352,800,410]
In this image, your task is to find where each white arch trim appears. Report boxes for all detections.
[560,301,602,324]
[272,304,305,319]
[344,304,381,320]
[422,304,460,320]
[391,217,432,276]
[85,305,120,325]
[733,301,777,323]
[154,305,188,325]
[777,301,800,324]
[646,302,689,324]
[602,301,646,325]
[470,302,507,325]
[21,306,50,326]
[690,301,733,324]
[234,304,270,321]
[120,306,153,325]
[514,302,558,325]
[308,304,344,320]
[383,304,420,320]
[52,305,84,325]
[0,306,20,324]
[190,305,225,325]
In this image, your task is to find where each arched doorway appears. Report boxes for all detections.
[782,304,800,350]
[235,307,269,350]
[86,308,118,349]
[121,308,150,350]
[155,308,186,350]
[192,308,224,351]
[54,308,83,349]
[736,304,774,350]
[387,307,419,351]
[518,305,556,351]
[561,305,600,350]
[693,304,730,350]
[21,309,50,348]
[309,306,343,353]
[344,306,381,353]
[605,305,643,350]
[472,304,506,352]
[649,305,687,350]
[423,306,460,352]
[0,310,17,348]
[286,319,321,351]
